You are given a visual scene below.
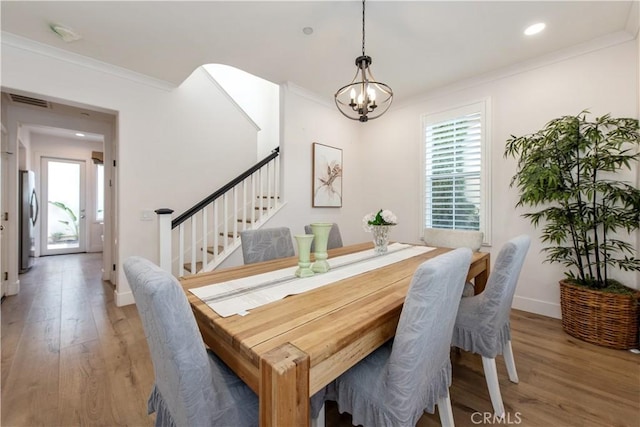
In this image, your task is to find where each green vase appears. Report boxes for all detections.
[310,222,332,273]
[294,234,315,278]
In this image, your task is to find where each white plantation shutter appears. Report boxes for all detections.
[423,100,490,241]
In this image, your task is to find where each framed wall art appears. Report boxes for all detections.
[312,142,343,207]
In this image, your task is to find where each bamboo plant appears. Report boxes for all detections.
[504,111,640,290]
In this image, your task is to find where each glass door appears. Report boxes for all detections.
[41,157,86,255]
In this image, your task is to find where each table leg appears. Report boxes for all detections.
[260,342,310,427]
[474,256,490,295]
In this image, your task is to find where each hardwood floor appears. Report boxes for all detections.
[1,253,153,426]
[2,253,638,426]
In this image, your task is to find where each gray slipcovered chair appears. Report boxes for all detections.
[125,256,326,426]
[304,223,344,252]
[451,235,530,418]
[424,228,484,297]
[123,256,258,426]
[239,227,295,264]
[329,248,473,427]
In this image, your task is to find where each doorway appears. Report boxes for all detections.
[2,91,117,292]
[1,124,8,297]
[40,157,86,255]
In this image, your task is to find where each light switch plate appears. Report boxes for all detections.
[141,210,154,221]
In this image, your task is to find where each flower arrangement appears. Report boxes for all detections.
[362,209,398,232]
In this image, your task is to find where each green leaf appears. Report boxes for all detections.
[504,111,639,286]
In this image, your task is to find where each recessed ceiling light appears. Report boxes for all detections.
[524,23,546,36]
[50,23,82,42]
[75,133,85,137]
[302,27,314,35]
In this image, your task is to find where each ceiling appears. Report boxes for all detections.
[26,124,105,143]
[1,91,113,143]
[1,1,638,104]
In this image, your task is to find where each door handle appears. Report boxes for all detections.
[80,215,86,219]
[31,189,39,226]
[0,225,4,231]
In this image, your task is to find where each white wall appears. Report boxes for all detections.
[216,83,363,269]
[359,37,639,319]
[2,35,259,305]
[225,84,362,256]
[204,64,279,160]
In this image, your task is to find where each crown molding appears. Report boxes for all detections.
[282,81,333,108]
[399,30,636,109]
[1,31,176,92]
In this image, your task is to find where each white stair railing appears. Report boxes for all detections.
[157,148,281,276]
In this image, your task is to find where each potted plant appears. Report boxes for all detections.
[505,111,640,349]
[49,201,79,243]
[363,209,398,254]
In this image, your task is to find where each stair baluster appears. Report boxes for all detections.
[157,148,281,276]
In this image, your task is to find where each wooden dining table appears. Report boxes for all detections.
[181,242,490,427]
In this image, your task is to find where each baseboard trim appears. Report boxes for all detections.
[114,289,135,307]
[513,295,561,319]
[7,279,20,296]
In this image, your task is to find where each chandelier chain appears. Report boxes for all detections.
[361,0,366,56]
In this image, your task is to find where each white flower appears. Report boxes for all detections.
[362,213,375,232]
[381,210,397,225]
[362,209,398,232]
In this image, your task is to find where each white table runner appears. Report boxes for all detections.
[190,243,435,317]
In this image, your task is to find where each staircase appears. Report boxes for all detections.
[157,148,282,277]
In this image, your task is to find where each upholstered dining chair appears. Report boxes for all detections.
[451,235,530,418]
[424,227,484,297]
[125,256,327,426]
[328,248,473,427]
[124,256,258,426]
[239,227,295,264]
[304,223,344,252]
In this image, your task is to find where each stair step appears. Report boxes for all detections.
[183,261,203,274]
[205,245,225,255]
[180,193,282,275]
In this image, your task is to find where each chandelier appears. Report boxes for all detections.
[334,0,393,122]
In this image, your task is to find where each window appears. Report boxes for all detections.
[422,100,491,243]
[96,163,104,222]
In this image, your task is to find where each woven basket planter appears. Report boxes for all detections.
[559,280,640,349]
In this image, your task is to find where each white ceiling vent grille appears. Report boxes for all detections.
[8,93,51,109]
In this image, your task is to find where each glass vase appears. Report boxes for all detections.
[371,225,392,254]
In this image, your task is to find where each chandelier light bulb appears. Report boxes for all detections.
[368,87,376,102]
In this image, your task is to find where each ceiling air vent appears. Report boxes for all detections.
[8,93,51,109]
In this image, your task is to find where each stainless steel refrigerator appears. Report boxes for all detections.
[19,170,38,272]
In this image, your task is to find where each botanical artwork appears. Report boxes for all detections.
[312,143,343,207]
